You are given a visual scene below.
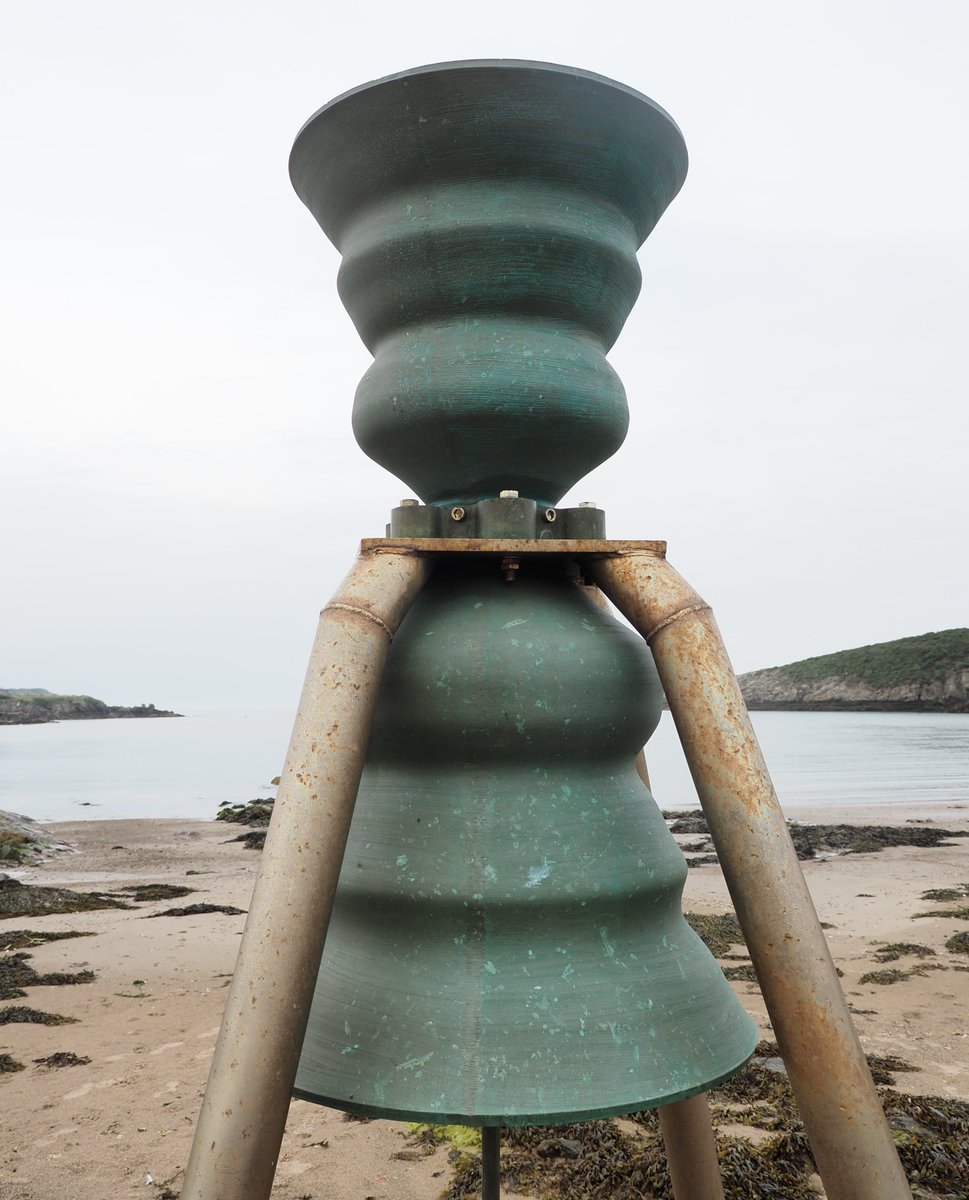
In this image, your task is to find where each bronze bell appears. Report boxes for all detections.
[288,62,757,1126]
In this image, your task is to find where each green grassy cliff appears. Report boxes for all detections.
[738,629,969,712]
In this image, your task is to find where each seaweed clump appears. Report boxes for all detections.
[145,903,245,918]
[921,884,969,902]
[438,1042,969,1200]
[33,1051,91,1069]
[0,929,95,951]
[0,1005,77,1026]
[1,1053,25,1073]
[119,884,194,902]
[787,823,967,859]
[0,876,131,919]
[0,950,95,1000]
[946,931,969,955]
[873,942,936,963]
[662,812,967,860]
[231,830,266,851]
[684,912,746,958]
[216,800,275,827]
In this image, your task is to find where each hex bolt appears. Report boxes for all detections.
[499,489,519,500]
[400,498,420,507]
[501,556,520,583]
[578,501,597,509]
[544,508,557,523]
[450,506,466,522]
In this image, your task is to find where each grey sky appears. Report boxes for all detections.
[2,2,966,708]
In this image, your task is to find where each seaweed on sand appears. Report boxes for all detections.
[436,1044,966,1200]
[118,884,194,902]
[1,1053,25,1073]
[0,1005,77,1025]
[872,942,936,963]
[0,950,95,999]
[684,912,746,957]
[662,813,967,859]
[0,929,95,951]
[33,1051,91,1069]
[946,931,969,955]
[145,903,245,918]
[921,884,969,902]
[216,801,275,827]
[231,830,266,851]
[0,877,131,919]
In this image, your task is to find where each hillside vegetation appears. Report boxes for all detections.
[739,629,969,712]
[0,688,181,726]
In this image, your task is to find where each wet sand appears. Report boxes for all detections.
[1,802,967,1199]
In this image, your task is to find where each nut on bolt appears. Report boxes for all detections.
[450,506,466,522]
[501,555,520,583]
[544,508,557,522]
[499,489,519,499]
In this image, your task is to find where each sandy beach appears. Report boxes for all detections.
[1,802,967,1200]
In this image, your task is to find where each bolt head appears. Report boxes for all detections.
[450,506,466,521]
[544,508,557,522]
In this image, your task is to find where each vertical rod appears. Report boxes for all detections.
[182,546,431,1200]
[591,550,910,1200]
[658,1094,725,1200]
[481,1126,501,1200]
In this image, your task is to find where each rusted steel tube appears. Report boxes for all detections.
[182,546,431,1200]
[658,1093,725,1200]
[591,552,910,1200]
[638,749,722,1200]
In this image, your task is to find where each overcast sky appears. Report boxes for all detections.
[2,1,966,709]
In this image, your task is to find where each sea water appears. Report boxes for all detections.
[0,709,967,823]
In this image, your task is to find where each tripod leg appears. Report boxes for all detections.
[635,751,724,1199]
[592,552,909,1200]
[182,546,431,1200]
[658,1094,725,1200]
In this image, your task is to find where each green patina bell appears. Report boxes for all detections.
[290,61,757,1125]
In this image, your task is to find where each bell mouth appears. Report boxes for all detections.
[293,1048,756,1127]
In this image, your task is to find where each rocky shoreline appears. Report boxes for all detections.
[0,689,182,726]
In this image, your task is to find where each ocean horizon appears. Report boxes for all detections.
[2,708,968,824]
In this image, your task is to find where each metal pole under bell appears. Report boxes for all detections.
[481,1127,501,1200]
[182,546,431,1200]
[592,550,910,1200]
[658,1094,725,1200]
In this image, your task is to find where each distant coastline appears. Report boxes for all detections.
[0,687,182,726]
[739,629,969,714]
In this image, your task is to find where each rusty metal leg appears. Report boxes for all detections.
[182,546,431,1200]
[592,551,910,1200]
[658,1094,725,1200]
[638,749,724,1199]
[612,582,724,1200]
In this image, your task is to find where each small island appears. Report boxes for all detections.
[0,688,183,726]
[739,628,969,713]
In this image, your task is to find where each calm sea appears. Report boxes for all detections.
[0,709,967,824]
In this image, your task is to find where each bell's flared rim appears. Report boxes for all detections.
[291,58,685,147]
[292,1032,757,1126]
[289,59,689,249]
